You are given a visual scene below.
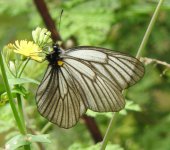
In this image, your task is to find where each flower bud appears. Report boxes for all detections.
[32,27,52,47]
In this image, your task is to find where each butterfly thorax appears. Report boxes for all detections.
[46,44,64,68]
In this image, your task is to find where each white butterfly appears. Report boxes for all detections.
[36,44,144,128]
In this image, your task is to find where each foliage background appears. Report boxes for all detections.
[0,0,170,150]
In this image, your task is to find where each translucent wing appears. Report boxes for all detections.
[63,61,125,112]
[61,46,144,112]
[36,46,144,128]
[63,46,144,90]
[36,66,87,128]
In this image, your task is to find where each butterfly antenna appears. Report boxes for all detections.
[58,9,64,33]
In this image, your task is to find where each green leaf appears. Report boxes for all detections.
[86,100,141,117]
[26,134,51,143]
[68,142,124,150]
[86,109,113,118]
[5,134,30,150]
[8,77,40,85]
[12,89,26,97]
[119,109,127,115]
[125,100,141,111]
[0,86,28,104]
[5,134,51,150]
[119,100,141,115]
[13,85,29,98]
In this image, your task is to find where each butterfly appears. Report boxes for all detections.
[36,44,144,128]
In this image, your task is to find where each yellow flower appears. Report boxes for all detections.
[11,40,44,62]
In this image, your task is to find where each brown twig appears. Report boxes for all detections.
[83,115,103,143]
[140,57,170,69]
[33,0,61,42]
[33,0,103,143]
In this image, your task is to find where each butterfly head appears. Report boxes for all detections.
[46,43,64,67]
[52,43,60,53]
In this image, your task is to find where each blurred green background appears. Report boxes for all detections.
[0,0,170,150]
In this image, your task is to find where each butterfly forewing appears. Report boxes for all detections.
[36,46,144,128]
[63,46,144,89]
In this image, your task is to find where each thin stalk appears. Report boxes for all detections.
[7,63,16,77]
[136,0,164,58]
[15,58,30,128]
[17,59,31,150]
[17,58,30,77]
[16,93,31,150]
[0,52,26,134]
[0,52,31,150]
[15,59,30,128]
[16,91,25,126]
[24,145,31,150]
[100,113,117,150]
[100,0,164,149]
[41,122,52,134]
[15,58,29,130]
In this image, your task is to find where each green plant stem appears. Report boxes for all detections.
[0,52,26,134]
[136,0,164,58]
[100,0,164,149]
[24,145,31,150]
[17,58,30,77]
[17,59,31,150]
[16,91,25,126]
[16,59,30,132]
[100,113,117,150]
[15,60,30,127]
[41,122,52,134]
[15,58,30,129]
[0,52,31,150]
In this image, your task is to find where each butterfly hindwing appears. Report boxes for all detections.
[63,59,125,112]
[36,66,86,128]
